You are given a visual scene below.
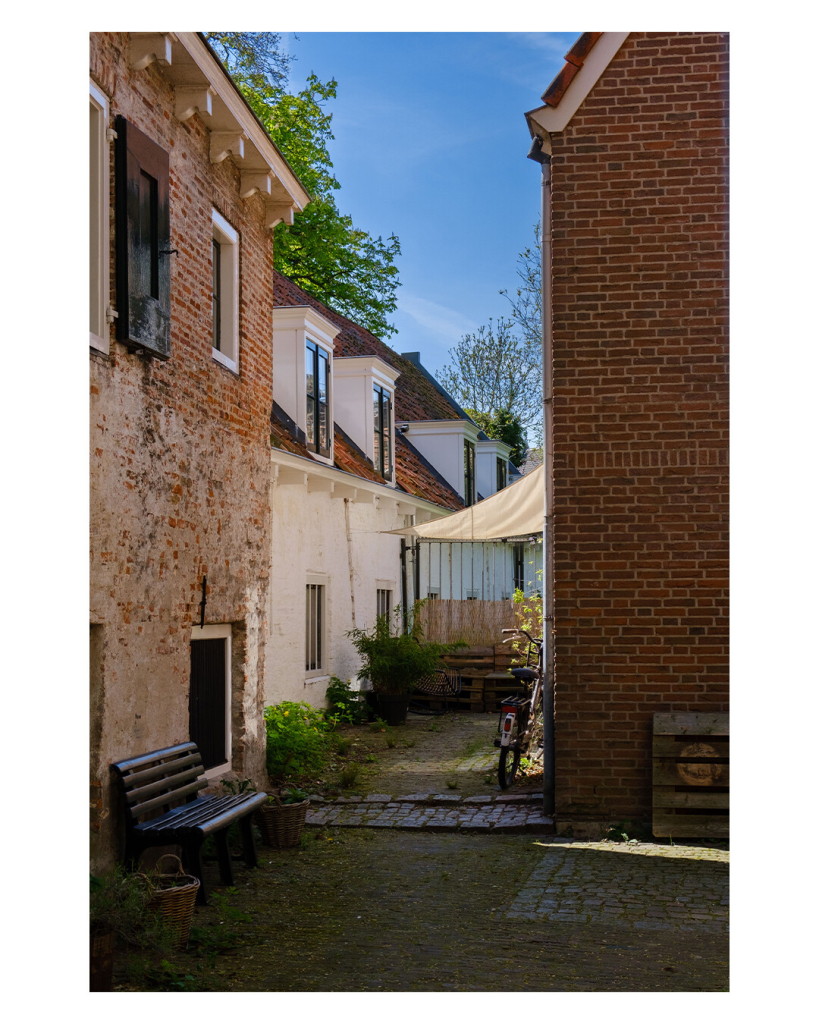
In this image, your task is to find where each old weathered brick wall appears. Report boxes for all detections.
[89,34,276,867]
[549,33,729,822]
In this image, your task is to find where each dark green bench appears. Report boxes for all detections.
[111,742,267,904]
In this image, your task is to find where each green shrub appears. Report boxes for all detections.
[264,701,329,781]
[324,676,368,725]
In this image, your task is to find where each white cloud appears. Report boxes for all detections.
[398,293,480,342]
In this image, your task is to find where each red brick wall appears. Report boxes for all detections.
[89,34,277,866]
[549,33,729,822]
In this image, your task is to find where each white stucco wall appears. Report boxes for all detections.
[265,481,411,708]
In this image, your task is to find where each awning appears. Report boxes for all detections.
[387,464,545,541]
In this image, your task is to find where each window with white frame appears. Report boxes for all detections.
[306,582,326,673]
[464,440,476,507]
[373,384,393,479]
[376,588,392,620]
[496,457,507,491]
[211,209,239,373]
[90,81,110,354]
[306,339,331,458]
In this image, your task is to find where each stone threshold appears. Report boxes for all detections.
[304,791,555,835]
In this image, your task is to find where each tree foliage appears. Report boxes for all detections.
[205,33,401,338]
[465,408,527,468]
[438,317,541,441]
[500,221,542,353]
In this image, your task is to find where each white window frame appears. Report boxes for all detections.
[189,623,232,781]
[90,81,110,354]
[305,575,329,683]
[211,209,240,373]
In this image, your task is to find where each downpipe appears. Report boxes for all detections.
[527,133,555,817]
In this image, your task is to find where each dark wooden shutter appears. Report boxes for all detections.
[115,116,171,357]
[189,638,227,770]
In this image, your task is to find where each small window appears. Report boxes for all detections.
[464,440,476,507]
[373,385,393,478]
[427,591,439,601]
[376,588,392,619]
[496,457,507,492]
[90,82,110,354]
[211,210,239,372]
[115,116,171,357]
[306,340,331,458]
[513,543,525,593]
[306,583,325,672]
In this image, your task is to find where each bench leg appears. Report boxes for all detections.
[182,840,209,905]
[239,814,258,869]
[214,830,234,888]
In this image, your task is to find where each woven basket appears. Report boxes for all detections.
[141,854,199,951]
[256,794,310,848]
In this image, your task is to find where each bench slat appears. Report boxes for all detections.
[112,742,199,775]
[137,792,268,836]
[125,765,207,806]
[127,778,209,819]
[117,752,203,791]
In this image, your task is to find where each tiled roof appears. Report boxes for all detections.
[270,271,467,512]
[332,425,384,483]
[541,32,603,107]
[272,272,463,423]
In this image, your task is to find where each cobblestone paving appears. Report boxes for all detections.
[507,838,728,934]
[306,791,555,833]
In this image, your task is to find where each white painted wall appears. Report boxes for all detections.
[266,481,410,707]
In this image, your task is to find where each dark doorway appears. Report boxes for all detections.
[190,637,228,770]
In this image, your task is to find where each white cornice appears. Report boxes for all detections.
[270,448,452,518]
[128,32,311,227]
[334,355,401,391]
[525,32,630,136]
[271,305,341,349]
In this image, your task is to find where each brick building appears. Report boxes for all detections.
[525,33,729,824]
[89,33,309,869]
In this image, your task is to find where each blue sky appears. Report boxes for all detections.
[284,32,578,377]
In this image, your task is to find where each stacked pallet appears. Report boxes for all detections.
[441,646,494,710]
[652,712,729,839]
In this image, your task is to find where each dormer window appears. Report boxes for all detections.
[271,306,340,465]
[306,339,331,457]
[464,440,476,507]
[373,384,393,478]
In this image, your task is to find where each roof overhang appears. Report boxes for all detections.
[525,32,630,137]
[129,32,311,229]
[271,448,455,521]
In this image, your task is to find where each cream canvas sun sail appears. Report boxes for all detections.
[388,464,545,540]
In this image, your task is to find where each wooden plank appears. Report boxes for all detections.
[653,760,729,787]
[653,737,729,758]
[653,712,728,736]
[653,786,728,810]
[652,813,729,839]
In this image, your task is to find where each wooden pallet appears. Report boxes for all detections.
[652,712,729,839]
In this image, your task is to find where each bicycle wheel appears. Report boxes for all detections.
[498,733,521,789]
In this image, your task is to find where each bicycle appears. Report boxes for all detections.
[494,627,544,789]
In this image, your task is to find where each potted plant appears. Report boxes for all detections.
[347,605,466,726]
[256,786,311,848]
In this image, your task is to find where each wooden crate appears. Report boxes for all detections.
[652,712,729,839]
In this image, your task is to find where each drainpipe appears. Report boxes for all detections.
[527,133,555,817]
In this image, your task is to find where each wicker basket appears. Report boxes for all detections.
[141,854,199,951]
[256,794,310,848]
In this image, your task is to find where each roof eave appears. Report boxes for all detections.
[526,32,630,137]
